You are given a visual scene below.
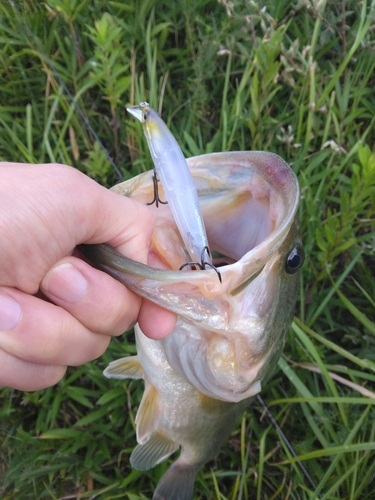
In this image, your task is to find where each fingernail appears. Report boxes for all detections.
[0,294,22,330]
[42,263,88,303]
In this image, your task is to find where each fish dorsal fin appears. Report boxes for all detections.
[130,430,179,471]
[135,383,160,444]
[103,356,144,380]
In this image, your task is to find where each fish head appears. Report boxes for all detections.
[83,152,304,402]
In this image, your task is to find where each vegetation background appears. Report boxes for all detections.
[1,0,375,498]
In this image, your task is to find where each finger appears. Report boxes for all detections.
[41,256,141,336]
[138,298,177,340]
[0,349,67,391]
[0,289,110,367]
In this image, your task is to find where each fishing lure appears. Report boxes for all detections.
[127,102,221,282]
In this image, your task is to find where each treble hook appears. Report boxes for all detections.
[179,246,222,283]
[147,170,168,208]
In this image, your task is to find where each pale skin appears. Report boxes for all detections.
[0,162,176,391]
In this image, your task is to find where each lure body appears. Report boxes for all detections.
[127,103,211,265]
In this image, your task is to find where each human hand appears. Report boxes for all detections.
[0,162,176,391]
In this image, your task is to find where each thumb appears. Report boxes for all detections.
[81,183,155,264]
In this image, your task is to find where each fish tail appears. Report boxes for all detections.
[153,461,199,500]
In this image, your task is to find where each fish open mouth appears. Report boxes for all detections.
[81,151,301,403]
[107,151,300,295]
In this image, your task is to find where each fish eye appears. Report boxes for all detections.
[285,244,305,275]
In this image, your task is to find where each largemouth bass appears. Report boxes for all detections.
[81,151,304,499]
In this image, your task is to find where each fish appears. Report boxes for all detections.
[126,102,217,277]
[80,150,304,499]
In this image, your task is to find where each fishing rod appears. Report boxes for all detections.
[257,395,319,494]
[10,1,318,495]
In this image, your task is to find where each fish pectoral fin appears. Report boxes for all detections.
[130,431,179,471]
[135,383,160,444]
[103,355,144,380]
[153,461,199,500]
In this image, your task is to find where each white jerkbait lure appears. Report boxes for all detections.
[127,102,221,281]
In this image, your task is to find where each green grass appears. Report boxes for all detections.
[1,0,375,498]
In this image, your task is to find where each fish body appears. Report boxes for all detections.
[81,151,304,499]
[105,325,251,500]
[127,102,211,266]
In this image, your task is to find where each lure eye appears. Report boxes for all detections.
[285,245,305,275]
